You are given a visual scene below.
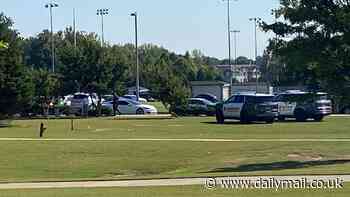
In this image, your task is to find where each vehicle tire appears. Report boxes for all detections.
[314,115,324,122]
[240,110,250,124]
[343,107,350,114]
[278,116,285,121]
[136,108,145,115]
[216,109,224,124]
[265,118,274,124]
[294,108,307,122]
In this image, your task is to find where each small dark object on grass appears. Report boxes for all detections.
[39,122,47,138]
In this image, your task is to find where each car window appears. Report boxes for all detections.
[118,101,129,105]
[247,96,274,103]
[73,95,88,99]
[197,100,205,105]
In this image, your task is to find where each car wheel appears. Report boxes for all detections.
[216,109,224,124]
[314,115,324,122]
[343,107,350,114]
[294,109,307,122]
[240,110,250,124]
[278,116,285,121]
[265,118,274,124]
[136,108,145,115]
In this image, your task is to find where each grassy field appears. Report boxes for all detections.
[0,141,350,182]
[0,185,348,197]
[1,116,350,139]
[0,117,350,184]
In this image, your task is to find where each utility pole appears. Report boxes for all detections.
[249,17,261,93]
[45,2,59,72]
[131,12,140,101]
[96,9,109,47]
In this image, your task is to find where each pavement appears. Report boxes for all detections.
[1,138,350,142]
[0,175,349,189]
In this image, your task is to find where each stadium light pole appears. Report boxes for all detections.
[230,30,240,84]
[230,30,240,66]
[249,17,261,92]
[73,8,77,49]
[131,12,140,101]
[96,9,109,47]
[45,2,59,73]
[223,0,237,95]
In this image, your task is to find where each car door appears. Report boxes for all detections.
[117,101,130,114]
[278,95,296,116]
[223,95,244,118]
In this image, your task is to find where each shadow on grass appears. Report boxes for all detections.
[205,160,350,173]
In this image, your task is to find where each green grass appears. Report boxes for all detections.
[149,101,169,113]
[1,116,350,139]
[0,117,350,182]
[0,140,349,182]
[0,185,348,197]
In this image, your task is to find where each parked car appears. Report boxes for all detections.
[274,90,332,121]
[216,92,278,124]
[195,93,219,103]
[103,98,157,115]
[184,98,217,116]
[121,95,147,103]
[70,93,98,115]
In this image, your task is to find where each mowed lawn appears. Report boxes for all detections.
[0,117,349,182]
[0,185,348,197]
[1,116,350,139]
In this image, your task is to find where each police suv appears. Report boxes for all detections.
[275,90,332,122]
[216,92,278,124]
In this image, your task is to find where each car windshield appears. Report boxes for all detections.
[73,95,88,99]
[123,99,140,105]
[246,96,274,103]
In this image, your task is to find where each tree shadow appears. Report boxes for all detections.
[204,160,350,173]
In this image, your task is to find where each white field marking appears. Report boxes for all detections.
[93,128,113,133]
[0,175,350,189]
[0,138,350,142]
[167,125,184,127]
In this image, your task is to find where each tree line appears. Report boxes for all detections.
[0,13,224,118]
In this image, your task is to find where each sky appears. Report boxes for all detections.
[2,0,280,59]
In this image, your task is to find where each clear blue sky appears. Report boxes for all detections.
[2,0,280,59]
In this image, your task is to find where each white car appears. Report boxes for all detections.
[121,95,147,103]
[102,99,157,115]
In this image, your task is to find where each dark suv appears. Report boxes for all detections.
[216,93,278,124]
[275,90,332,121]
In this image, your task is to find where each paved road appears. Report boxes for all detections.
[0,175,349,189]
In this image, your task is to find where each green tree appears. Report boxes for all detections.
[262,0,350,96]
[0,13,34,119]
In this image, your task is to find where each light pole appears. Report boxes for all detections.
[96,9,109,47]
[45,2,59,73]
[223,0,237,95]
[249,17,261,92]
[131,12,140,101]
[230,30,240,84]
[73,8,77,49]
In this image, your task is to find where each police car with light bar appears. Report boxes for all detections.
[216,92,278,124]
[275,90,332,122]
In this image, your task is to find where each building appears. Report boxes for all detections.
[213,64,261,84]
[190,81,230,101]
